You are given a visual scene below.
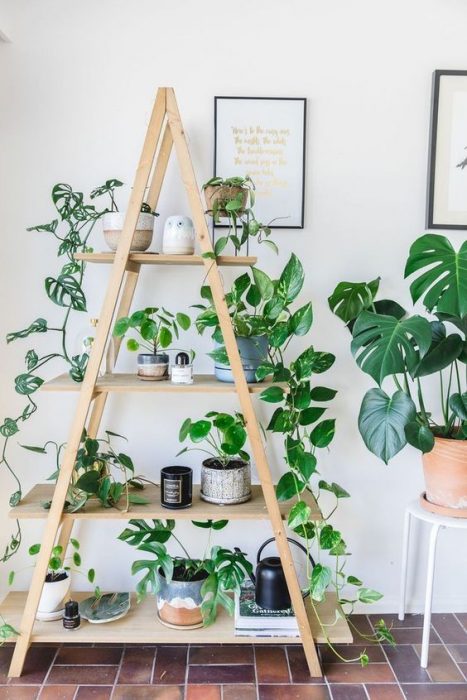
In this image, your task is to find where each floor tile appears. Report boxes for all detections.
[329,684,367,699]
[368,613,424,628]
[383,644,431,682]
[456,614,467,630]
[0,649,13,684]
[189,645,254,664]
[0,689,40,699]
[113,687,183,700]
[365,685,405,700]
[459,663,467,680]
[188,664,255,684]
[117,647,154,684]
[223,684,257,700]
[39,687,77,699]
[401,684,467,699]
[186,685,221,700]
[74,689,113,700]
[324,662,395,683]
[55,647,123,665]
[348,614,374,636]
[431,614,467,644]
[255,645,290,683]
[413,643,464,682]
[389,626,440,644]
[258,685,330,700]
[46,665,117,685]
[447,644,467,662]
[9,647,56,685]
[153,646,187,685]
[319,643,385,664]
[287,646,326,683]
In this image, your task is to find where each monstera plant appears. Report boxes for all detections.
[329,233,467,513]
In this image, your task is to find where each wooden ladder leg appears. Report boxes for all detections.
[166,88,322,677]
[8,89,166,679]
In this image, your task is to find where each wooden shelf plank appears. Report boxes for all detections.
[0,591,352,645]
[41,373,275,394]
[9,484,322,522]
[75,253,257,266]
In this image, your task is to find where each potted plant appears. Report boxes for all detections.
[194,255,311,383]
[9,538,96,620]
[24,427,148,513]
[118,518,252,628]
[178,411,251,504]
[90,179,160,252]
[202,175,277,255]
[113,307,191,381]
[328,233,467,515]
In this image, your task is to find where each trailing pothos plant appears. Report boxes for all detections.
[1,179,122,562]
[118,518,252,625]
[202,175,278,255]
[328,233,467,463]
[243,255,394,663]
[23,428,148,513]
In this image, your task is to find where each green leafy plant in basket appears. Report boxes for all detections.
[118,519,252,626]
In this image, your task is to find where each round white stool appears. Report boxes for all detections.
[398,499,467,668]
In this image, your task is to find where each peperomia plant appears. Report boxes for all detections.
[114,307,191,356]
[177,411,250,467]
[118,518,252,625]
[9,537,96,586]
[328,233,467,463]
[203,175,278,255]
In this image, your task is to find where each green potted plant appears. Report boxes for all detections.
[177,411,251,504]
[328,233,467,515]
[202,175,277,255]
[118,518,252,629]
[195,254,312,383]
[114,307,191,381]
[91,179,160,252]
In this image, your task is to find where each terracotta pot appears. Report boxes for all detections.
[203,185,248,218]
[422,437,467,515]
[156,566,208,629]
[201,458,251,505]
[103,212,155,252]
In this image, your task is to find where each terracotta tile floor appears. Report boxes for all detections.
[0,613,466,699]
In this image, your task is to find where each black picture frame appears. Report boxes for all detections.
[213,96,307,229]
[427,69,467,230]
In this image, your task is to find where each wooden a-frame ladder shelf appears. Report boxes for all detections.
[4,88,351,678]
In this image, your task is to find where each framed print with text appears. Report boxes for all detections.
[214,96,306,228]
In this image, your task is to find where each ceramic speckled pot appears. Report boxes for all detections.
[214,336,268,384]
[137,353,169,381]
[201,458,251,505]
[156,566,208,629]
[422,437,467,516]
[103,212,155,252]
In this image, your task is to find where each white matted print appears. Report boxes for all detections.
[214,97,306,228]
[427,71,467,229]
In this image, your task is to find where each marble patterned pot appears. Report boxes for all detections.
[156,566,208,629]
[103,212,155,252]
[201,458,251,505]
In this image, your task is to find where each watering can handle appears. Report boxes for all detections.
[256,537,316,599]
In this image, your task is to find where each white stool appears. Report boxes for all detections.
[398,499,467,668]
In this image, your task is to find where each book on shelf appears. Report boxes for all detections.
[234,585,299,637]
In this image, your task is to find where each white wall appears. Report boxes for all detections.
[1,0,466,613]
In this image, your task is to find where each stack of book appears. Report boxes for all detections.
[234,584,299,637]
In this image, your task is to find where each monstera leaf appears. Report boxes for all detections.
[358,388,416,463]
[328,278,380,324]
[404,234,467,320]
[351,311,432,385]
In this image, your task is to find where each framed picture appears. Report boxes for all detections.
[214,96,306,229]
[427,70,467,229]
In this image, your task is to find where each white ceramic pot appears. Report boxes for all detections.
[162,215,195,255]
[38,572,71,615]
[201,459,251,505]
[102,212,155,252]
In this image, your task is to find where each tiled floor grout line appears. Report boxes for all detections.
[150,643,157,684]
[185,644,190,699]
[109,642,125,699]
[252,644,259,700]
[39,643,61,691]
[284,644,293,684]
[433,630,467,682]
[378,638,408,699]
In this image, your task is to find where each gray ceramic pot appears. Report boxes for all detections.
[137,353,169,381]
[214,335,268,383]
[156,566,208,629]
[201,458,251,505]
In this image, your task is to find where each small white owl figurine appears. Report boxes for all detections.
[162,215,195,255]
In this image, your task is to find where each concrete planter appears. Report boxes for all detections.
[103,212,155,252]
[201,458,251,505]
[156,566,208,629]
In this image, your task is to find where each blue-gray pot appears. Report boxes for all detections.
[214,335,268,383]
[156,566,208,629]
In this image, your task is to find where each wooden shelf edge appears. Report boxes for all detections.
[0,591,352,645]
[9,484,323,522]
[75,253,257,266]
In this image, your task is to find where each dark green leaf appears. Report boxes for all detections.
[260,386,285,403]
[310,563,332,602]
[6,318,47,344]
[288,501,311,529]
[299,407,326,426]
[276,472,305,501]
[358,388,416,463]
[75,470,100,494]
[450,392,467,421]
[414,334,463,377]
[252,267,274,301]
[45,275,87,311]
[404,421,435,453]
[277,254,304,302]
[328,278,380,323]
[310,419,336,448]
[309,386,337,402]
[14,373,43,395]
[0,418,19,438]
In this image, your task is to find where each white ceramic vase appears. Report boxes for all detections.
[102,212,155,252]
[37,572,71,619]
[162,215,195,255]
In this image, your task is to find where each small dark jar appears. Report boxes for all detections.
[160,466,192,509]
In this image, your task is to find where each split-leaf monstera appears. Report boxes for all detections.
[329,233,467,464]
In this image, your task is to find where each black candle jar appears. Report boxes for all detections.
[160,466,193,509]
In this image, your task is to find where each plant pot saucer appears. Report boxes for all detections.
[200,490,251,505]
[36,607,64,622]
[420,492,467,518]
[156,613,204,630]
[137,375,169,382]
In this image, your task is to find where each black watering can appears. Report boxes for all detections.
[237,537,316,611]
